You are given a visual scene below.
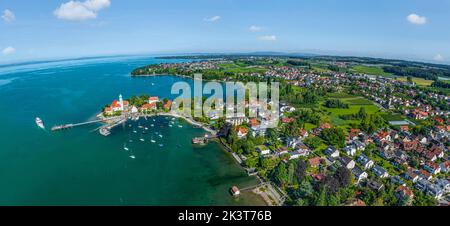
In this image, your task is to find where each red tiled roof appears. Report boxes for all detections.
[397,185,414,198]
[308,157,321,167]
[164,100,172,109]
[320,123,332,129]
[141,103,156,110]
[250,118,259,127]
[236,127,248,134]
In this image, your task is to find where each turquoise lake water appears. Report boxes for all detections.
[0,56,263,206]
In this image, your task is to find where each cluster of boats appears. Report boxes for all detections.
[123,117,186,159]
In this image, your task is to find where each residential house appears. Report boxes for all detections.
[343,145,357,156]
[289,151,302,160]
[440,161,450,173]
[339,156,356,170]
[372,165,389,178]
[130,106,138,114]
[236,127,249,139]
[256,145,270,156]
[286,137,302,149]
[163,100,172,110]
[295,144,311,157]
[435,179,450,194]
[357,154,374,170]
[352,140,366,151]
[352,166,368,184]
[324,146,340,158]
[403,170,420,183]
[148,96,159,104]
[390,175,406,186]
[418,169,433,181]
[299,129,309,139]
[414,179,429,191]
[367,180,384,192]
[275,147,289,156]
[140,103,156,112]
[423,162,441,175]
[426,184,444,200]
[309,157,322,168]
[395,186,414,205]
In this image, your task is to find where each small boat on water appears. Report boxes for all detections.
[129,155,136,159]
[124,147,129,151]
[158,134,163,138]
[169,125,173,127]
[133,130,137,133]
[178,125,183,128]
[151,140,156,143]
[100,128,111,136]
[140,138,145,142]
[35,117,45,129]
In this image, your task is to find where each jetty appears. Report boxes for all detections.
[51,116,124,132]
[51,111,218,137]
[192,134,217,145]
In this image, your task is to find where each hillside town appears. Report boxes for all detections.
[131,56,450,206]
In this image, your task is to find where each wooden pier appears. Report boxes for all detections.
[51,116,124,132]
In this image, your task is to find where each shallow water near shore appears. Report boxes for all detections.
[0,56,265,206]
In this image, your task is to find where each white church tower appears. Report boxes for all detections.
[119,94,124,111]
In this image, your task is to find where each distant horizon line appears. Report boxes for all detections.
[1,51,449,68]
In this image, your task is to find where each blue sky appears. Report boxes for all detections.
[1,0,449,64]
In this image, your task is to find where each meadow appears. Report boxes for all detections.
[396,76,434,86]
[322,96,380,127]
[351,65,392,77]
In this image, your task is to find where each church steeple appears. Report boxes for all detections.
[119,94,124,111]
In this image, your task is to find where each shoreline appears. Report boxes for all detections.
[100,111,270,206]
[132,73,225,83]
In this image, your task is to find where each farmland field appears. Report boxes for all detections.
[397,76,434,86]
[322,97,380,126]
[351,65,392,76]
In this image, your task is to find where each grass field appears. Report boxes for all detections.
[351,65,392,77]
[322,97,380,126]
[218,63,267,74]
[396,76,434,86]
[381,113,405,121]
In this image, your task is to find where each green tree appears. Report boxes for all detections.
[358,107,367,119]
[273,164,288,187]
[303,137,323,150]
[314,187,327,206]
[321,127,346,147]
[295,160,308,182]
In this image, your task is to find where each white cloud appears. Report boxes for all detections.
[258,35,277,41]
[54,0,111,21]
[249,25,263,32]
[434,54,445,62]
[407,13,427,25]
[2,9,15,22]
[204,16,221,22]
[2,46,16,55]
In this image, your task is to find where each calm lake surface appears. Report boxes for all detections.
[0,56,264,206]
